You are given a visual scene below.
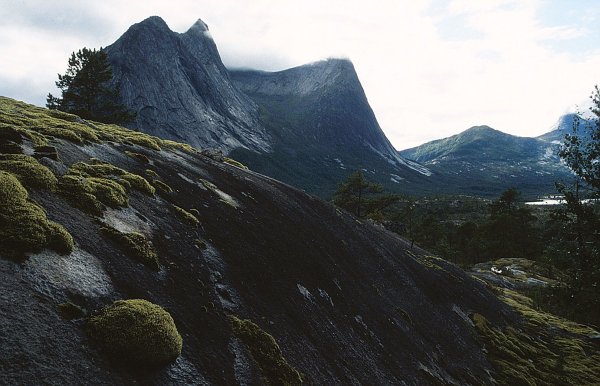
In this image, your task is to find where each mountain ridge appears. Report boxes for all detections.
[399,123,576,197]
[105,17,431,197]
[105,16,271,153]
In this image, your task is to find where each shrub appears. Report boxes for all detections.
[87,299,182,367]
[229,315,303,386]
[101,226,159,271]
[0,171,73,259]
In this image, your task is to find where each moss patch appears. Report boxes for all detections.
[472,289,600,385]
[162,140,197,154]
[223,157,249,170]
[152,179,173,194]
[0,96,99,146]
[0,171,73,259]
[145,169,159,180]
[101,226,159,271]
[0,154,57,190]
[0,96,195,155]
[172,205,200,227]
[92,123,162,151]
[124,151,150,164]
[58,160,154,215]
[229,315,303,386]
[87,299,182,368]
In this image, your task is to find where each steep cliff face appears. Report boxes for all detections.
[229,60,431,197]
[105,16,271,152]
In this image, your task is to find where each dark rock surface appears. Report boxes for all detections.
[105,16,271,153]
[0,97,521,385]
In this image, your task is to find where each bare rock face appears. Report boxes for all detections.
[105,16,271,153]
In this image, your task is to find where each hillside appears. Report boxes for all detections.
[400,125,575,198]
[2,96,600,385]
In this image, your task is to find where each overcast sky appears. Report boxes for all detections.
[1,0,599,149]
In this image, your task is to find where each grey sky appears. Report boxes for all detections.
[1,0,600,149]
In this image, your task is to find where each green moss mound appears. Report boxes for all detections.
[152,179,173,194]
[0,97,193,154]
[472,289,600,385]
[87,299,182,367]
[101,226,159,271]
[172,205,200,227]
[0,154,57,190]
[58,160,154,215]
[0,96,99,146]
[223,157,249,170]
[93,123,162,151]
[229,315,303,386]
[0,171,73,259]
[124,151,150,164]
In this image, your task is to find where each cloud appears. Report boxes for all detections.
[1,0,599,149]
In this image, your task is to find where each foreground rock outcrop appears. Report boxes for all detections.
[1,96,599,385]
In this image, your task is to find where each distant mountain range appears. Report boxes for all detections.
[105,16,595,199]
[399,116,588,198]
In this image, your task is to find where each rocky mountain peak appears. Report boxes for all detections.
[128,15,171,34]
[186,18,210,33]
[105,17,271,153]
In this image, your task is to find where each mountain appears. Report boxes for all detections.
[537,113,596,143]
[400,125,575,198]
[3,96,600,385]
[105,16,271,152]
[105,17,431,198]
[228,59,432,197]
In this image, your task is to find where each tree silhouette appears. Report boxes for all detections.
[47,47,134,124]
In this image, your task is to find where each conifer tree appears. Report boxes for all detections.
[47,47,134,124]
[333,170,399,219]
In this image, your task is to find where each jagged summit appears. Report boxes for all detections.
[105,17,271,153]
[538,113,595,143]
[187,18,209,33]
[103,17,433,197]
[128,15,171,32]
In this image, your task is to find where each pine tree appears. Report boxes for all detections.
[333,170,400,219]
[47,47,135,124]
[543,85,600,325]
